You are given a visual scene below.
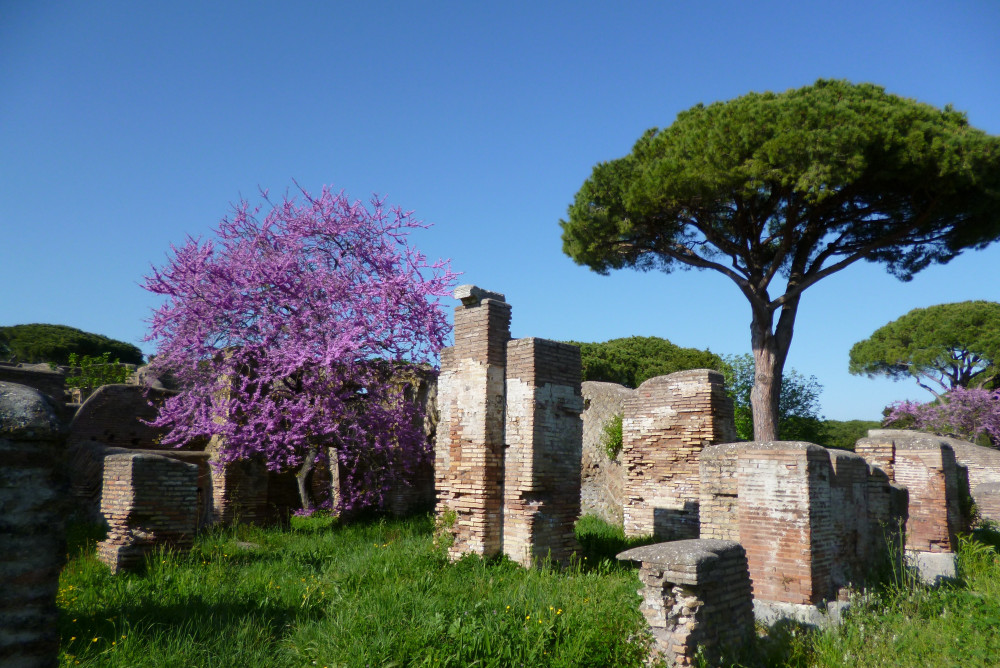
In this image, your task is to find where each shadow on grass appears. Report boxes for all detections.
[574,515,658,572]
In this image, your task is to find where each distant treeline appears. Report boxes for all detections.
[0,323,144,365]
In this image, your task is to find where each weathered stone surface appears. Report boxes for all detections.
[0,382,68,668]
[618,539,753,667]
[0,364,67,405]
[622,370,736,540]
[580,381,634,525]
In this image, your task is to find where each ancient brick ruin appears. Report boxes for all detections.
[434,285,511,558]
[622,370,736,540]
[96,452,199,573]
[435,286,584,565]
[503,338,584,566]
[617,539,754,667]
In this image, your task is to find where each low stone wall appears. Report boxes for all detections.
[96,452,198,573]
[580,381,634,525]
[0,382,69,668]
[617,539,754,667]
[622,370,736,540]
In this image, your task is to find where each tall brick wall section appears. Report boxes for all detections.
[622,370,736,540]
[699,443,741,541]
[827,450,872,591]
[737,442,835,605]
[617,540,754,667]
[435,286,511,559]
[0,382,68,668]
[96,452,198,574]
[857,431,964,552]
[503,338,583,566]
[580,381,635,525]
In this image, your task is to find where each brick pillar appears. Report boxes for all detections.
[208,454,271,527]
[97,453,198,573]
[622,370,736,540]
[827,450,871,591]
[503,338,583,566]
[0,382,68,668]
[435,285,511,559]
[738,442,834,606]
[617,539,754,667]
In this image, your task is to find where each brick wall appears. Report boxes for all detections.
[622,370,736,540]
[435,286,511,559]
[737,442,835,605]
[0,363,67,403]
[857,431,964,553]
[503,338,583,566]
[975,482,1000,524]
[0,382,68,668]
[96,452,198,574]
[617,539,754,667]
[699,443,742,541]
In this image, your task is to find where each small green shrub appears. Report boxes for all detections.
[65,352,131,390]
[601,413,624,460]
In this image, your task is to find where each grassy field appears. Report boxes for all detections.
[57,516,1000,667]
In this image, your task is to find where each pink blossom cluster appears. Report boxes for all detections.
[886,386,1000,447]
[143,186,457,511]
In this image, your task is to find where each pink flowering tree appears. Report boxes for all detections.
[885,387,1000,447]
[143,185,457,512]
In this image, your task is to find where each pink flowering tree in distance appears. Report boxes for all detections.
[143,185,457,512]
[886,387,1000,447]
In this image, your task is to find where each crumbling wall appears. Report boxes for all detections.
[0,382,68,668]
[857,431,965,552]
[700,441,904,611]
[622,370,736,540]
[435,285,511,559]
[503,338,583,566]
[96,452,198,573]
[580,381,634,525]
[617,539,754,667]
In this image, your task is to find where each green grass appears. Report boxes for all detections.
[58,515,654,667]
[58,517,1000,667]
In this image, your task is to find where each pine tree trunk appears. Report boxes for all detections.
[749,298,798,442]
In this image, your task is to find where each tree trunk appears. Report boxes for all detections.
[295,445,318,510]
[749,298,799,442]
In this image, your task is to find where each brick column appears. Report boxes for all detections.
[738,442,835,606]
[435,285,511,559]
[622,370,735,540]
[617,539,754,667]
[503,338,583,566]
[0,382,68,668]
[97,453,198,573]
[698,443,741,541]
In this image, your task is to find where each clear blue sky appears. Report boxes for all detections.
[2,1,998,420]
